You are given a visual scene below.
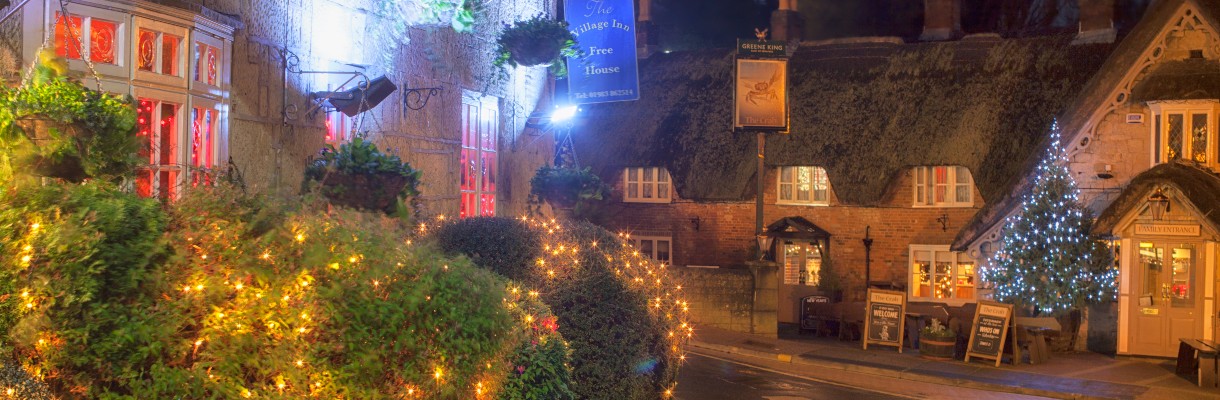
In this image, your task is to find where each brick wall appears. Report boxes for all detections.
[594,165,983,323]
[670,266,755,332]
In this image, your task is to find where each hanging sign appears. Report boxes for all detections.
[734,58,788,131]
[738,40,787,57]
[863,289,906,352]
[564,0,640,104]
[965,300,1013,367]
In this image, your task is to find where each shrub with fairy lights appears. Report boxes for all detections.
[982,123,1117,316]
[432,217,690,399]
[0,181,573,398]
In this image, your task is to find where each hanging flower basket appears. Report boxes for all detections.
[494,15,580,76]
[303,137,421,215]
[529,165,608,214]
[0,51,141,183]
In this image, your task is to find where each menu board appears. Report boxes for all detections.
[965,301,1013,367]
[863,289,906,352]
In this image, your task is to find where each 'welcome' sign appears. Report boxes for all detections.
[564,0,640,104]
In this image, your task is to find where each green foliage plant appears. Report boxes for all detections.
[303,136,422,215]
[431,217,689,399]
[0,50,140,183]
[370,0,481,66]
[920,318,955,340]
[499,282,577,400]
[529,165,609,211]
[0,181,169,396]
[494,15,581,77]
[432,217,543,282]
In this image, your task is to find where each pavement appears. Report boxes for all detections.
[688,324,1220,399]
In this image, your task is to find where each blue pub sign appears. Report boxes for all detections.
[564,0,640,104]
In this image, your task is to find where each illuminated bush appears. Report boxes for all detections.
[0,183,561,398]
[433,217,689,399]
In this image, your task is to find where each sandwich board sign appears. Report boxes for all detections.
[965,300,1014,367]
[863,289,906,352]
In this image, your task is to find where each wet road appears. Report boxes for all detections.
[674,352,907,400]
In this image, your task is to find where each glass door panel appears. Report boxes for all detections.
[1170,244,1194,308]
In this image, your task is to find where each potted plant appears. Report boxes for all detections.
[494,15,580,76]
[919,318,956,360]
[0,49,140,183]
[303,137,421,215]
[529,165,608,213]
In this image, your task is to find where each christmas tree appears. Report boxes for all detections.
[983,123,1117,316]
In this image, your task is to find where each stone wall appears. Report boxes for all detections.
[670,266,755,333]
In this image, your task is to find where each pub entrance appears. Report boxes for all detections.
[763,217,831,324]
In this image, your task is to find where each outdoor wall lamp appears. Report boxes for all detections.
[936,213,949,231]
[1147,190,1170,220]
[689,216,701,231]
[756,234,774,261]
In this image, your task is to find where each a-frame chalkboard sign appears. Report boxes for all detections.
[965,300,1014,367]
[863,289,906,352]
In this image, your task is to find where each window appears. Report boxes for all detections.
[325,111,352,145]
[913,166,973,207]
[1149,102,1217,166]
[191,31,224,93]
[630,236,672,264]
[54,12,120,64]
[777,166,829,205]
[135,96,183,200]
[910,245,976,302]
[460,92,498,218]
[782,241,824,286]
[624,167,671,203]
[132,17,188,88]
[189,100,221,187]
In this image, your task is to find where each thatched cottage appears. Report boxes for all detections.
[569,0,1220,357]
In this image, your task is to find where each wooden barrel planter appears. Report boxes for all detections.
[919,334,956,360]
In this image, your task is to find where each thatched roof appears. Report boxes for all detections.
[954,0,1219,250]
[1093,161,1220,234]
[572,34,1113,204]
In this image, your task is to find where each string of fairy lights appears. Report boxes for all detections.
[982,124,1118,315]
[6,211,690,398]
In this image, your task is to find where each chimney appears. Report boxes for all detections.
[770,0,804,42]
[637,0,658,58]
[920,0,961,41]
[1073,0,1116,44]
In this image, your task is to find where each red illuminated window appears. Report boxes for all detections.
[136,98,181,200]
[325,111,350,145]
[194,42,219,86]
[190,106,216,186]
[54,13,119,64]
[137,28,181,76]
[460,94,498,218]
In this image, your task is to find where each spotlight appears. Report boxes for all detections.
[552,105,578,123]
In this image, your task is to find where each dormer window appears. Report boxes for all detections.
[1148,101,1218,165]
[913,166,974,207]
[624,167,671,203]
[777,166,829,205]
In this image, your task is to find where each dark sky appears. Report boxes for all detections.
[650,0,1153,51]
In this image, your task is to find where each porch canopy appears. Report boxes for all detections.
[1093,161,1220,234]
[764,216,832,260]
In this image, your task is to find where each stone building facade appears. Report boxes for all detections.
[0,0,558,217]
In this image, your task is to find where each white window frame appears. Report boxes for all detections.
[908,245,977,305]
[777,166,830,205]
[781,240,824,287]
[630,236,672,265]
[187,96,226,181]
[913,166,974,207]
[1148,101,1219,168]
[132,16,189,88]
[189,30,226,97]
[460,91,499,218]
[47,3,129,78]
[623,167,671,203]
[134,88,187,200]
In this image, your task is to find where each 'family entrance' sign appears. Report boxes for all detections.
[564,0,640,104]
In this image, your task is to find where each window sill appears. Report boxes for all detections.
[776,201,830,207]
[911,203,975,209]
[623,198,672,204]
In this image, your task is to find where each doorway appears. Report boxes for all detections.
[1129,241,1202,357]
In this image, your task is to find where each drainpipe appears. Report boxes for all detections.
[863,226,874,292]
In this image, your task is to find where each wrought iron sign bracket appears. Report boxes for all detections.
[403,87,443,115]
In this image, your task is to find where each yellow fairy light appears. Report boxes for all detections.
[295,359,304,367]
[235,283,244,290]
[195,284,204,291]
[529,291,539,297]
[348,256,358,263]
[25,301,34,309]
[298,327,306,333]
[195,339,204,346]
[434,367,444,381]
[242,389,252,398]
[261,252,271,260]
[373,280,380,287]
[200,254,208,260]
[20,290,28,298]
[295,233,305,243]
[525,315,534,323]
[30,223,40,231]
[21,245,31,252]
[19,255,30,264]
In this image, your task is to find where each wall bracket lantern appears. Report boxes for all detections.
[1147,189,1170,221]
[756,234,774,261]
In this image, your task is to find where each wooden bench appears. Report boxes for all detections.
[1176,338,1218,388]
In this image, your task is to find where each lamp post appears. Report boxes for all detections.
[756,234,774,261]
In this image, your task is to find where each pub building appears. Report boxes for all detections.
[566,0,1220,358]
